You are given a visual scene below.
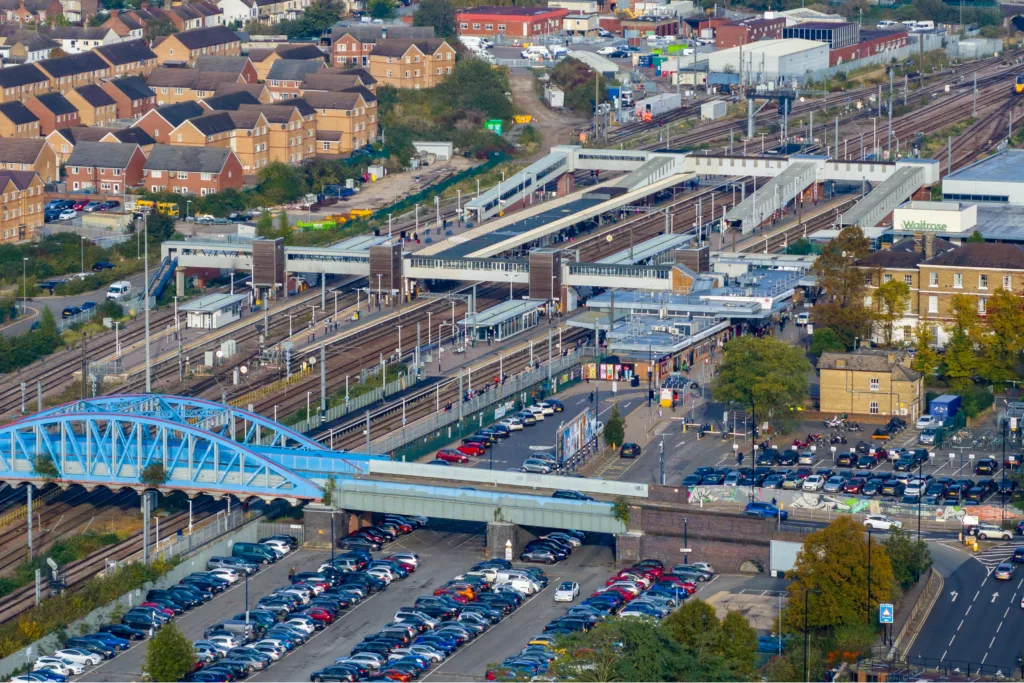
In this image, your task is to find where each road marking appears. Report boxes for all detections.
[957,619,964,631]
[950,591,958,602]
[941,650,947,661]
[992,592,1000,603]
[997,621,1003,633]
[990,636,997,648]
[965,605,972,616]
[974,590,981,602]
[1005,607,1011,618]
[983,653,989,664]
[949,635,956,646]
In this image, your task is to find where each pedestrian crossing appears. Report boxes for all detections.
[971,543,1017,570]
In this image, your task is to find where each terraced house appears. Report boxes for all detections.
[236,101,314,164]
[35,51,110,94]
[143,144,243,195]
[46,126,155,163]
[66,84,118,127]
[147,56,257,104]
[266,59,324,100]
[151,25,241,67]
[64,141,146,194]
[0,63,50,104]
[249,42,324,81]
[0,169,44,243]
[0,138,59,182]
[23,92,79,134]
[0,102,40,138]
[94,39,159,78]
[170,109,269,173]
[131,101,205,143]
[101,75,157,119]
[368,38,456,90]
[301,89,375,154]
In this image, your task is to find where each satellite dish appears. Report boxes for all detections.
[46,558,58,570]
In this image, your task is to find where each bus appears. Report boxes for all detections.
[134,200,180,217]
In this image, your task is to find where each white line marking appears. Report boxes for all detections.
[958,619,964,631]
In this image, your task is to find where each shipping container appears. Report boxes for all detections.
[929,394,962,423]
[634,92,681,117]
[701,99,727,120]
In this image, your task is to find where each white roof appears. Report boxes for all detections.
[713,38,826,60]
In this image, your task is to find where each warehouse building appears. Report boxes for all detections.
[942,149,1024,205]
[707,38,828,84]
[782,21,859,48]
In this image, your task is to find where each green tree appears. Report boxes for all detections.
[256,211,275,239]
[718,611,758,679]
[911,322,940,380]
[873,278,911,348]
[811,226,873,349]
[612,495,629,526]
[144,16,176,40]
[258,162,307,205]
[967,230,985,242]
[663,599,721,657]
[141,463,168,486]
[712,335,811,442]
[809,327,846,357]
[144,622,196,681]
[884,527,933,591]
[413,0,456,35]
[322,475,336,506]
[979,287,1024,386]
[33,455,59,481]
[783,517,894,634]
[944,293,982,390]
[368,0,395,18]
[276,211,291,240]
[604,403,624,449]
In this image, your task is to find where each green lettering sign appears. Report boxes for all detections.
[900,220,948,231]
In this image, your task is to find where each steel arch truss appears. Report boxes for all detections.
[0,396,325,501]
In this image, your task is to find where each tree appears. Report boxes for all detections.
[884,527,933,591]
[144,622,196,682]
[604,403,624,449]
[809,327,846,357]
[33,454,59,481]
[141,463,168,486]
[276,211,291,240]
[612,496,629,526]
[782,517,894,634]
[967,230,985,243]
[979,288,1024,386]
[718,611,758,680]
[368,0,395,18]
[257,162,306,206]
[48,47,68,58]
[413,0,456,35]
[256,211,275,239]
[712,335,811,442]
[663,599,721,656]
[911,322,940,380]
[144,16,176,40]
[811,226,872,349]
[873,279,911,347]
[322,475,336,506]
[944,293,982,389]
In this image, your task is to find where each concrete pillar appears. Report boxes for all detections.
[486,521,517,559]
[175,267,185,298]
[301,504,337,549]
[615,531,643,566]
[556,173,575,196]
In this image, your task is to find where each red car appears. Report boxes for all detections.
[378,671,412,682]
[386,521,413,533]
[432,588,469,603]
[456,443,485,457]
[140,602,175,617]
[435,450,469,464]
[303,607,334,624]
[632,564,663,578]
[72,200,88,211]
[352,530,386,543]
[384,557,416,572]
[843,477,866,494]
[593,587,634,602]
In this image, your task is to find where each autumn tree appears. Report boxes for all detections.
[811,226,873,349]
[980,288,1024,386]
[944,293,982,389]
[873,278,911,347]
[911,322,940,380]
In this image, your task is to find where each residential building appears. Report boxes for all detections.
[0,101,40,138]
[35,52,110,93]
[0,63,51,104]
[0,0,52,23]
[143,143,243,195]
[195,55,258,83]
[818,349,923,420]
[57,0,100,23]
[301,69,374,94]
[0,169,44,243]
[0,138,58,182]
[248,42,324,80]
[301,89,375,153]
[199,89,262,111]
[164,0,224,31]
[254,0,307,24]
[715,17,785,48]
[237,101,315,163]
[46,126,155,163]
[94,39,158,77]
[23,92,79,134]
[368,38,455,90]
[169,110,268,173]
[217,0,257,25]
[214,81,272,102]
[101,75,157,119]
[0,28,59,63]
[151,25,241,66]
[46,26,117,54]
[66,84,118,127]
[455,6,569,37]
[131,101,205,142]
[147,58,256,105]
[329,24,383,68]
[99,10,145,39]
[266,59,324,100]
[64,141,146,193]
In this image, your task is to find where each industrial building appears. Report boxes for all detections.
[706,39,829,85]
[782,21,859,49]
[942,148,1024,205]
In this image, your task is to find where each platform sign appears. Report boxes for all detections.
[879,604,894,624]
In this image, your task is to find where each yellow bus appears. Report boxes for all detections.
[157,202,180,218]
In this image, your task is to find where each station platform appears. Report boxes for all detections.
[598,232,696,265]
[724,161,817,234]
[460,298,546,343]
[838,165,926,228]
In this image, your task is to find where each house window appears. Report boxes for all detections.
[979,297,987,314]
[870,378,879,391]
[1005,274,1013,290]
[869,401,879,415]
[929,271,938,287]
[472,22,480,29]
[904,274,913,285]
[863,273,872,286]
[460,22,467,28]
[497,23,505,30]
[928,295,938,313]
[953,272,963,288]
[979,273,988,289]
[178,171,188,179]
[883,273,892,283]
[201,173,212,181]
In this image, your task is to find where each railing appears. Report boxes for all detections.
[407,257,530,273]
[568,263,672,279]
[56,294,144,333]
[0,486,60,529]
[289,371,413,433]
[150,507,262,565]
[230,366,312,409]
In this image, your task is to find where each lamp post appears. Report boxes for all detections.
[21,257,27,307]
[80,236,86,275]
[142,214,151,393]
[866,526,874,625]
[803,587,821,683]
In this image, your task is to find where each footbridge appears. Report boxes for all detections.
[161,241,374,277]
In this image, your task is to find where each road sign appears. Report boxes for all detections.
[879,603,894,624]
[680,548,692,553]
[505,540,513,562]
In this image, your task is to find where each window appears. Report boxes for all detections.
[322,141,330,150]
[178,171,188,179]
[863,295,872,307]
[904,274,913,285]
[201,173,212,181]
[929,271,938,287]
[928,295,938,313]
[869,401,879,415]
[497,23,505,30]
[954,272,963,288]
[71,166,78,174]
[883,273,892,283]
[870,378,879,391]
[863,273,872,286]
[1005,274,1013,290]
[460,22,468,28]
[979,273,988,289]
[979,297,987,314]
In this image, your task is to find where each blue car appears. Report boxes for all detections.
[743,501,788,520]
[85,633,131,650]
[414,635,457,653]
[392,656,430,671]
[26,670,68,683]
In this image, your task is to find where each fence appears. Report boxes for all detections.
[288,370,414,433]
[230,366,313,410]
[256,521,306,546]
[55,294,144,333]
[115,506,262,566]
[367,351,585,461]
[854,647,1011,681]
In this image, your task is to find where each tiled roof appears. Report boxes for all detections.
[818,349,920,380]
[55,126,156,146]
[194,55,250,73]
[172,26,240,50]
[0,63,47,88]
[201,90,260,110]
[105,75,155,101]
[34,92,77,116]
[66,141,140,169]
[299,90,361,110]
[0,101,38,125]
[147,66,202,88]
[94,39,157,65]
[371,38,448,58]
[301,72,362,91]
[45,26,110,40]
[0,138,47,163]
[150,101,205,127]
[144,144,232,173]
[185,110,262,135]
[73,84,117,108]
[0,170,39,190]
[267,59,323,81]
[922,243,1024,270]
[37,52,108,78]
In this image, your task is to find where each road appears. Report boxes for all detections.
[4,272,150,338]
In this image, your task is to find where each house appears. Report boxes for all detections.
[237,101,315,164]
[0,101,40,138]
[66,84,118,127]
[45,26,118,54]
[55,0,100,23]
[0,63,51,104]
[266,59,324,100]
[35,52,110,93]
[64,141,146,194]
[23,92,79,134]
[254,0,307,24]
[0,28,59,63]
[143,143,243,195]
[455,6,568,37]
[328,24,434,69]
[164,0,223,31]
[214,81,272,103]
[248,42,324,81]
[195,55,258,83]
[46,125,155,162]
[100,10,145,40]
[94,39,158,78]
[0,170,44,243]
[0,138,58,182]
[301,89,375,153]
[368,39,455,90]
[818,349,923,420]
[199,89,261,111]
[301,70,373,95]
[131,101,205,142]
[147,58,255,105]
[101,75,157,119]
[151,25,241,66]
[169,110,268,173]
[0,0,54,24]
[217,0,257,26]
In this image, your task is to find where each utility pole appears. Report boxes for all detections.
[142,214,151,393]
[973,73,977,117]
[80,335,88,400]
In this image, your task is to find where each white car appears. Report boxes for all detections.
[597,45,623,55]
[976,523,1013,541]
[554,581,580,602]
[55,648,102,666]
[261,539,290,555]
[536,402,555,415]
[500,417,524,431]
[284,619,316,635]
[802,475,825,492]
[208,634,240,650]
[916,415,940,430]
[388,550,421,567]
[526,406,546,420]
[796,312,810,326]
[35,657,84,675]
[340,653,386,669]
[391,646,444,663]
[863,514,903,531]
[207,567,240,583]
[57,209,77,221]
[692,562,714,575]
[366,567,394,584]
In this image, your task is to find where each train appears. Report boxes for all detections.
[1016,74,1024,94]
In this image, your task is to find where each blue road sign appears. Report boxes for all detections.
[879,603,894,624]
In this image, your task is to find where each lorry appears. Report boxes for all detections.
[929,394,962,424]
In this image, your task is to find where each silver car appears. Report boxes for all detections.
[521,459,553,474]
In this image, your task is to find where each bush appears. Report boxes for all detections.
[141,463,169,486]
[145,622,196,682]
[957,385,994,418]
[604,403,625,449]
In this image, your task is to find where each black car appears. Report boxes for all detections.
[546,399,564,412]
[976,458,999,475]
[552,490,594,501]
[894,455,916,472]
[619,443,641,458]
[62,306,82,318]
[835,452,855,467]
[98,624,148,640]
[92,261,115,271]
[44,210,63,223]
[862,479,883,496]
[756,449,777,466]
[777,450,799,466]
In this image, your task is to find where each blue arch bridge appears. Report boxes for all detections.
[0,395,385,504]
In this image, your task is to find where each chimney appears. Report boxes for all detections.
[924,232,935,260]
[888,352,896,363]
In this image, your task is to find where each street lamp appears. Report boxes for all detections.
[21,257,27,307]
[866,526,874,625]
[803,587,822,683]
[80,236,86,275]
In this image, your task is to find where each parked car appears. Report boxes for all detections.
[743,502,787,520]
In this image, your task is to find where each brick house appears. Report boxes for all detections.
[151,25,241,67]
[301,89,376,153]
[0,138,59,182]
[65,141,146,194]
[101,75,157,119]
[131,101,205,143]
[456,6,568,37]
[46,126,155,163]
[0,169,44,243]
[94,39,159,78]
[714,17,785,48]
[0,63,50,105]
[199,89,261,111]
[0,28,59,62]
[368,39,456,90]
[818,349,923,420]
[35,52,110,94]
[99,10,145,39]
[215,82,272,103]
[0,101,40,138]
[23,92,79,134]
[147,57,257,105]
[248,42,324,80]
[143,144,243,195]
[46,26,117,54]
[66,84,118,127]
[329,24,382,68]
[266,59,324,100]
[170,109,268,173]
[237,101,315,164]
[302,69,375,95]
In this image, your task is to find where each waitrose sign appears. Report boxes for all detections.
[900,219,948,232]
[892,203,977,234]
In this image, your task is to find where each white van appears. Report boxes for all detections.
[549,45,568,59]
[106,280,132,301]
[912,20,935,30]
[520,45,551,60]
[877,20,898,28]
[498,575,539,595]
